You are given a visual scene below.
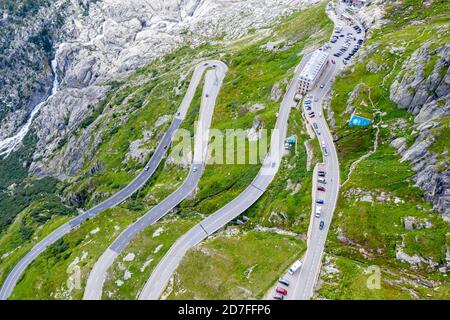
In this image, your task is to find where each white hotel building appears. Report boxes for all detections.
[297,50,330,94]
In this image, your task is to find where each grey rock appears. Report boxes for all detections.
[270,83,283,102]
[390,42,449,115]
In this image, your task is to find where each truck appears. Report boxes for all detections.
[288,260,303,275]
[315,206,322,218]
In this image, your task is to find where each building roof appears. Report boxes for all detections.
[298,50,329,82]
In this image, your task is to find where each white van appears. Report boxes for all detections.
[315,206,322,218]
[288,260,302,275]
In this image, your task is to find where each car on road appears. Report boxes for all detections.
[323,147,329,156]
[315,206,322,218]
[279,278,290,286]
[164,145,168,150]
[321,140,326,148]
[316,199,324,205]
[145,166,150,171]
[273,293,284,300]
[205,94,209,98]
[318,186,326,192]
[193,167,198,173]
[319,220,325,230]
[276,287,288,296]
[320,84,325,89]
[288,259,302,275]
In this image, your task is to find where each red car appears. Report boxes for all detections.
[276,287,288,296]
[318,186,326,192]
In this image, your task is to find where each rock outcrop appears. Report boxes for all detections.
[390,43,450,219]
[0,0,70,140]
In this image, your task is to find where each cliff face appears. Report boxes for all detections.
[390,43,450,218]
[0,0,70,140]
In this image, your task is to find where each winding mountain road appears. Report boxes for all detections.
[0,60,225,300]
[137,55,312,300]
[83,61,228,300]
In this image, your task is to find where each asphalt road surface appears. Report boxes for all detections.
[0,60,225,300]
[286,4,366,300]
[83,61,228,300]
[137,54,312,300]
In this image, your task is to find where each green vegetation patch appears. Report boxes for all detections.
[103,212,201,300]
[166,230,306,300]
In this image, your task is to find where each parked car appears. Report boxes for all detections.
[316,199,325,205]
[279,278,290,286]
[274,293,284,300]
[276,287,288,296]
[318,186,326,192]
[319,220,325,230]
[315,206,322,218]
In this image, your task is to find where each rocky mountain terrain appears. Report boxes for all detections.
[0,0,69,140]
[390,42,449,219]
[1,0,315,178]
